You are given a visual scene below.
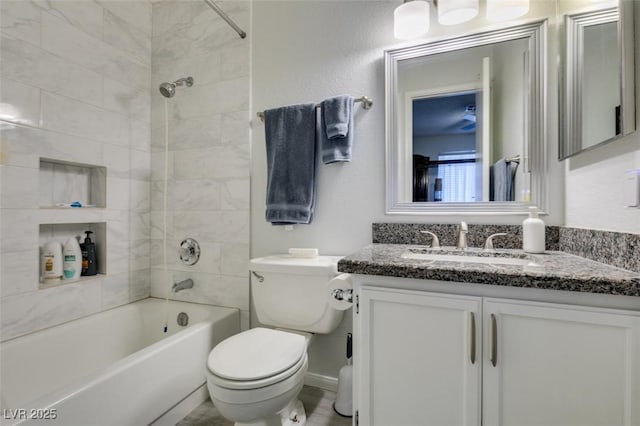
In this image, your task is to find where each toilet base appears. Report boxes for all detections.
[233,399,306,426]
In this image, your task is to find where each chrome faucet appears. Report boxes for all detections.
[172,278,194,293]
[456,221,468,250]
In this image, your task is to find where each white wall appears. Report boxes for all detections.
[251,0,561,380]
[564,2,640,234]
[149,0,251,330]
[0,0,152,341]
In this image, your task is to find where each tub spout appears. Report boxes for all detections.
[172,278,194,293]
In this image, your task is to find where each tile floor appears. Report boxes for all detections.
[177,386,353,426]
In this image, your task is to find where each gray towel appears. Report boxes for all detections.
[320,95,354,164]
[264,103,317,225]
[492,158,509,201]
[491,158,519,201]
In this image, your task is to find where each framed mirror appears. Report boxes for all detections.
[385,21,547,214]
[559,0,635,159]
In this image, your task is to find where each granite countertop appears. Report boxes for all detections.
[338,244,640,297]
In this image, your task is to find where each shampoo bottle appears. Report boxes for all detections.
[80,231,97,276]
[63,237,82,280]
[522,206,545,253]
[42,241,63,282]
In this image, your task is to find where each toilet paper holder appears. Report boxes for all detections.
[331,288,353,303]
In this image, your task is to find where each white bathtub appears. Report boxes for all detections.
[0,298,239,426]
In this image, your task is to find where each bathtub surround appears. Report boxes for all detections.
[0,0,152,342]
[149,1,250,329]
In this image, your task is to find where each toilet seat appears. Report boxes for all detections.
[207,328,307,390]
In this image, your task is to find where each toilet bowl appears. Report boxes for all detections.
[205,255,346,426]
[206,328,309,426]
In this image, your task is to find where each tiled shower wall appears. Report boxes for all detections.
[149,1,251,329]
[0,1,152,341]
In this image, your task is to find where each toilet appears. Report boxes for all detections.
[205,254,346,426]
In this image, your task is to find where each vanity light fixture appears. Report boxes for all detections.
[486,0,529,22]
[394,0,431,40]
[438,0,479,25]
[393,0,530,40]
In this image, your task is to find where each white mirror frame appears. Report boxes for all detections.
[385,20,548,215]
[559,2,636,159]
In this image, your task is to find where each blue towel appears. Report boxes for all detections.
[320,95,354,164]
[264,103,317,225]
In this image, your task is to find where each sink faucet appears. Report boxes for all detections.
[456,221,468,250]
[172,278,194,293]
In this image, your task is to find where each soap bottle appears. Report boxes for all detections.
[42,241,63,282]
[63,237,82,280]
[522,206,545,253]
[80,231,97,276]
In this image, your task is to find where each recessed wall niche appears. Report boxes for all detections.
[39,158,106,209]
[39,222,107,288]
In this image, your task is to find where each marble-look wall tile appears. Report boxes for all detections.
[0,35,103,108]
[97,0,152,36]
[2,166,39,209]
[0,279,102,341]
[0,78,41,127]
[41,12,150,89]
[1,249,40,297]
[150,269,249,311]
[151,115,222,152]
[173,145,250,180]
[35,0,104,41]
[41,91,130,146]
[101,272,130,310]
[103,78,151,123]
[220,178,250,210]
[103,10,151,66]
[220,243,250,276]
[1,0,152,341]
[151,0,211,37]
[1,209,39,253]
[0,0,41,45]
[560,227,640,273]
[151,51,222,88]
[170,179,221,210]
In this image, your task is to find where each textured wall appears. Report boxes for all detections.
[0,0,152,341]
[149,0,251,330]
[251,0,561,380]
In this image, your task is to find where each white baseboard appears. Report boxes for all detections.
[151,384,209,426]
[304,372,338,392]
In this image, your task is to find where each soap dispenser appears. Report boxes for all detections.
[522,206,545,253]
[80,231,97,276]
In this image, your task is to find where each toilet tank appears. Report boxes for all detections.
[249,255,345,334]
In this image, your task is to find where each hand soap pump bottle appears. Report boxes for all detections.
[81,231,97,276]
[63,237,82,280]
[522,206,545,253]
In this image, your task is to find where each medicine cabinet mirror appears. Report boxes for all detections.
[385,21,547,214]
[559,0,635,159]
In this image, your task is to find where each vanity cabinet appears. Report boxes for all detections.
[354,285,640,426]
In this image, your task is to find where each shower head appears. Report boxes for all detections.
[158,76,194,98]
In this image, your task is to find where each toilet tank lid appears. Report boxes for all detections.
[249,255,343,274]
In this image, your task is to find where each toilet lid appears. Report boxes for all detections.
[208,328,306,381]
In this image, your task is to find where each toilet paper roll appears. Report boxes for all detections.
[327,273,353,311]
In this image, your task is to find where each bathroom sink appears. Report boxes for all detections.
[401,248,539,267]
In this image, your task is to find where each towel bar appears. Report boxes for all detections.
[256,96,373,121]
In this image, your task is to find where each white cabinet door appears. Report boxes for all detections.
[483,299,640,426]
[355,286,481,426]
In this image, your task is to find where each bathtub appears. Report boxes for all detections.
[0,298,239,426]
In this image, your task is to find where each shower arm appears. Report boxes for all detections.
[203,0,247,39]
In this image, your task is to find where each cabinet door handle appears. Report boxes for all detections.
[470,312,476,364]
[490,313,498,367]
